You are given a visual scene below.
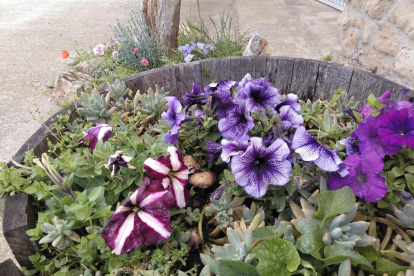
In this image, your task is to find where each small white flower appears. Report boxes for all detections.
[93,44,105,55]
[184,54,194,63]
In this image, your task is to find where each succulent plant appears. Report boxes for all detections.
[275,220,295,244]
[39,216,80,250]
[393,239,414,266]
[135,85,168,118]
[397,269,414,276]
[108,79,131,101]
[387,202,414,229]
[184,207,200,225]
[291,199,376,249]
[216,211,233,230]
[114,97,134,119]
[77,89,116,125]
[80,269,101,276]
[234,202,265,227]
[205,192,245,217]
[210,214,264,263]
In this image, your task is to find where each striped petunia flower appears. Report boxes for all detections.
[102,177,174,255]
[79,123,112,150]
[143,147,190,208]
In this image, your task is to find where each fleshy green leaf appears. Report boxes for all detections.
[354,245,380,262]
[252,226,277,239]
[295,219,323,254]
[314,187,355,227]
[252,237,300,276]
[200,253,219,275]
[218,260,259,276]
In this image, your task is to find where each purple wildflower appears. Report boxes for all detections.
[355,115,401,156]
[220,139,249,163]
[102,177,174,255]
[205,141,222,163]
[328,152,387,203]
[231,137,292,198]
[178,44,193,57]
[277,106,304,130]
[79,123,112,150]
[144,147,190,208]
[378,108,414,148]
[218,103,254,142]
[105,151,135,178]
[183,83,207,112]
[292,126,342,172]
[235,78,280,113]
[275,93,301,112]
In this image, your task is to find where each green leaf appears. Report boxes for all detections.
[24,186,39,194]
[87,187,104,203]
[223,169,234,181]
[218,260,259,276]
[364,258,409,276]
[252,226,277,239]
[323,245,371,268]
[295,219,323,254]
[405,166,414,174]
[314,187,356,227]
[354,245,380,262]
[252,237,300,276]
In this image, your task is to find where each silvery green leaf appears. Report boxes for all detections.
[338,259,351,276]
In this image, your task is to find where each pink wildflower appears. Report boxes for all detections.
[141,58,149,66]
[133,48,139,53]
[93,44,105,56]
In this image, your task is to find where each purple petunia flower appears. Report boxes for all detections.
[211,89,236,119]
[164,125,180,145]
[235,77,280,113]
[205,141,222,163]
[143,147,190,208]
[183,83,207,112]
[359,91,393,119]
[231,137,292,198]
[238,73,252,89]
[218,103,254,141]
[328,152,387,202]
[105,151,135,178]
[204,80,238,93]
[378,108,414,148]
[162,97,186,128]
[102,177,174,255]
[338,138,360,156]
[355,116,401,156]
[292,126,342,172]
[79,123,112,150]
[277,106,304,130]
[220,139,249,163]
[275,93,301,112]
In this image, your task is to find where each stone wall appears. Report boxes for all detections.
[334,0,414,90]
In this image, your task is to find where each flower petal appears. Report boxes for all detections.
[144,158,171,179]
[292,126,320,161]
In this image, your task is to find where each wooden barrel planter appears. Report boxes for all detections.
[2,56,411,274]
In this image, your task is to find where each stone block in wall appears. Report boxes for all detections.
[388,0,414,39]
[393,48,414,80]
[372,23,399,55]
[343,31,360,57]
[361,26,372,44]
[357,49,390,75]
[365,0,391,19]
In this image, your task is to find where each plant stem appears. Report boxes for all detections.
[367,215,412,243]
[198,210,205,241]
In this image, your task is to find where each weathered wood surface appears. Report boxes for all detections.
[7,57,409,268]
[3,194,39,269]
[0,259,22,276]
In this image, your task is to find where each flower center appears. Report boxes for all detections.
[357,174,367,184]
[254,158,265,167]
[133,207,139,213]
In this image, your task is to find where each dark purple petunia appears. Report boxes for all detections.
[102,177,174,255]
[234,77,280,113]
[218,103,254,141]
[211,89,236,119]
[204,80,238,93]
[231,137,292,198]
[394,190,413,202]
[378,108,414,148]
[359,91,393,119]
[143,147,190,209]
[183,83,207,112]
[79,123,112,150]
[205,141,222,163]
[238,73,252,89]
[220,139,249,163]
[162,97,186,128]
[355,116,401,156]
[277,106,304,130]
[328,152,387,202]
[105,151,135,178]
[292,126,342,172]
[338,138,360,156]
[275,93,301,113]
